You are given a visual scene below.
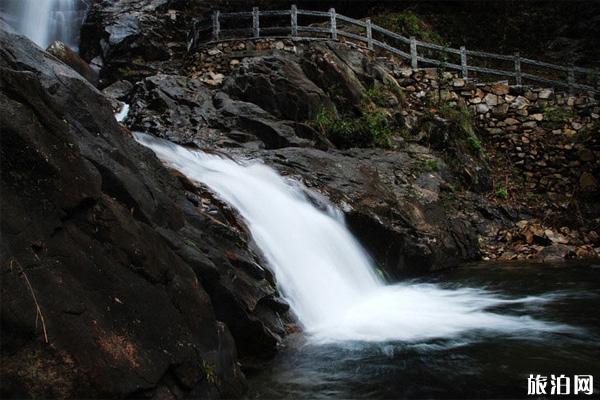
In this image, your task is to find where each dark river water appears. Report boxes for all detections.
[247,262,600,399]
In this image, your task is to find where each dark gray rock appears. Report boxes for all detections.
[0,28,288,399]
[102,79,134,101]
[222,54,332,121]
[79,0,187,86]
[252,146,481,277]
[126,73,329,150]
[46,41,99,85]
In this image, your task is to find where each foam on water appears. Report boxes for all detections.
[115,103,130,123]
[134,132,574,343]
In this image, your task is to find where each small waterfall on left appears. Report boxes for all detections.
[1,0,87,49]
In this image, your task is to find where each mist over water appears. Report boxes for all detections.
[3,0,86,49]
[134,132,575,343]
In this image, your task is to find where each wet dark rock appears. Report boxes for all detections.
[79,0,189,86]
[128,73,219,144]
[46,41,99,85]
[222,54,332,121]
[0,28,288,398]
[102,79,134,102]
[126,73,325,150]
[254,146,481,277]
[537,244,576,262]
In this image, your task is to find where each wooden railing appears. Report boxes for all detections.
[188,5,600,94]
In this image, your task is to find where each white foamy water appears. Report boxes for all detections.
[115,103,130,123]
[6,0,85,49]
[134,132,573,343]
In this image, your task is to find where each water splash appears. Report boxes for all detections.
[134,132,575,343]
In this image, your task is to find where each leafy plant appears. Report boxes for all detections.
[468,134,483,154]
[437,102,475,136]
[202,360,217,385]
[365,86,389,108]
[313,106,394,149]
[424,159,439,172]
[495,185,508,199]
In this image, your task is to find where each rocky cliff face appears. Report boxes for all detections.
[0,27,291,398]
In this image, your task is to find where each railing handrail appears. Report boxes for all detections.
[188,6,600,94]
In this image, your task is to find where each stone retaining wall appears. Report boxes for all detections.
[190,38,599,205]
[399,69,599,201]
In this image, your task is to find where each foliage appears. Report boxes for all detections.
[313,106,394,149]
[495,185,508,199]
[373,11,445,45]
[201,360,217,385]
[436,102,475,136]
[365,84,407,108]
[433,102,484,155]
[423,159,439,172]
[365,86,390,108]
[467,134,483,154]
[543,106,574,123]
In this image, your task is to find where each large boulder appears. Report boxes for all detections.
[127,73,328,150]
[0,28,288,398]
[46,41,99,85]
[79,0,196,85]
[222,54,332,121]
[253,146,481,277]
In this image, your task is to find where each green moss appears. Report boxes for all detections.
[543,106,574,123]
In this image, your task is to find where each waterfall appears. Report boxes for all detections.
[134,132,573,343]
[3,0,86,49]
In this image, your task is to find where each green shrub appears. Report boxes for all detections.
[468,134,483,154]
[424,159,439,172]
[433,102,484,156]
[365,86,389,108]
[437,102,475,136]
[313,107,393,149]
[495,185,508,199]
[373,11,445,45]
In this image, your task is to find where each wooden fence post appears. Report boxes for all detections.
[514,52,522,86]
[460,46,468,79]
[329,8,337,40]
[568,65,575,94]
[252,7,260,38]
[291,4,298,37]
[366,18,373,50]
[410,36,418,69]
[212,10,220,41]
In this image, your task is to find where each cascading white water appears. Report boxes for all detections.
[4,0,85,49]
[134,132,574,343]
